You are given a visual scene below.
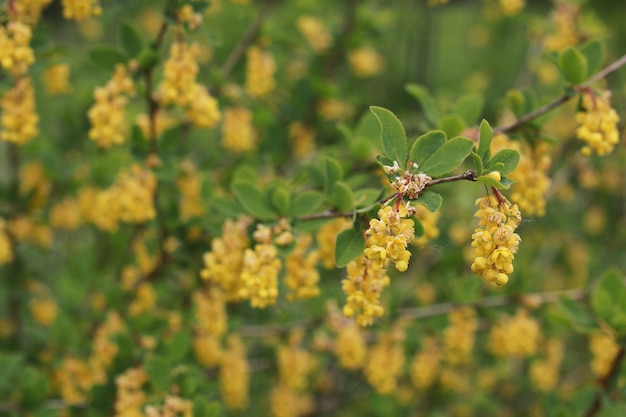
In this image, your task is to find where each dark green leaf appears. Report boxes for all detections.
[0,352,22,392]
[89,45,128,70]
[130,124,148,154]
[335,228,365,268]
[592,268,624,325]
[477,119,492,160]
[455,93,485,125]
[331,181,355,212]
[270,186,291,216]
[470,151,484,177]
[120,20,143,57]
[414,190,442,212]
[291,191,325,216]
[232,164,259,186]
[324,157,343,196]
[137,48,160,71]
[20,366,49,405]
[405,83,439,125]
[485,149,520,176]
[506,90,526,118]
[353,188,383,208]
[580,40,605,76]
[409,130,446,170]
[355,111,382,149]
[165,331,191,363]
[559,47,588,85]
[231,182,276,220]
[412,217,424,237]
[146,355,171,392]
[557,295,599,333]
[420,137,474,177]
[370,106,408,168]
[438,113,467,138]
[195,396,221,417]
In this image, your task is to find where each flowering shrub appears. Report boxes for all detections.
[1,0,626,416]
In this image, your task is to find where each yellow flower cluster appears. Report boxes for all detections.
[0,218,13,265]
[334,321,367,370]
[342,255,390,326]
[87,64,135,148]
[288,121,315,157]
[240,233,282,308]
[43,63,71,95]
[498,0,525,16]
[221,106,257,152]
[145,396,194,417]
[114,367,148,417]
[200,216,252,301]
[443,307,478,365]
[16,0,54,24]
[0,22,35,76]
[364,204,415,272]
[135,111,175,140]
[176,4,202,30]
[7,215,52,248]
[487,308,541,357]
[19,161,51,210]
[90,311,125,383]
[187,84,221,128]
[177,161,205,221]
[492,134,552,217]
[543,2,580,52]
[54,357,94,405]
[589,330,620,377]
[1,77,39,145]
[61,0,102,20]
[50,197,83,230]
[529,338,564,391]
[410,337,440,389]
[364,329,406,394]
[470,195,521,286]
[285,234,320,301]
[348,46,385,78]
[316,217,352,269]
[316,98,354,121]
[296,16,333,53]
[220,334,250,410]
[29,296,58,327]
[271,330,316,417]
[575,89,620,156]
[245,46,276,98]
[413,203,441,247]
[128,283,157,317]
[193,287,227,367]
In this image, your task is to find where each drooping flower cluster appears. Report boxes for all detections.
[0,218,13,265]
[364,204,416,272]
[220,334,250,411]
[410,337,441,388]
[245,45,276,98]
[364,328,406,394]
[288,121,315,157]
[221,106,257,152]
[470,195,521,286]
[487,308,541,357]
[575,89,620,156]
[176,160,205,221]
[316,217,352,269]
[443,307,478,365]
[492,133,552,217]
[589,330,620,377]
[114,367,148,417]
[334,321,367,370]
[348,46,385,78]
[43,63,71,95]
[193,286,227,367]
[1,77,39,145]
[529,338,564,391]
[15,0,54,24]
[498,0,525,16]
[145,396,194,417]
[200,216,252,301]
[413,203,441,247]
[284,234,320,301]
[0,22,35,76]
[87,64,135,148]
[296,15,333,53]
[543,1,580,52]
[342,255,390,326]
[61,0,102,20]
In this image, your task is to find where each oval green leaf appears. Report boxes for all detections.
[415,190,442,212]
[405,83,439,125]
[331,181,355,212]
[486,149,520,176]
[335,227,364,268]
[231,181,276,220]
[477,119,492,161]
[120,20,143,57]
[291,191,325,217]
[409,130,446,170]
[420,137,474,177]
[89,45,128,70]
[370,106,408,169]
[559,47,588,86]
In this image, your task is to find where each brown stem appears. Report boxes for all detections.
[426,170,476,186]
[494,53,626,134]
[583,346,626,417]
[219,0,277,79]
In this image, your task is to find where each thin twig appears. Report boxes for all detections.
[219,0,277,79]
[493,53,626,134]
[427,169,476,186]
[584,346,626,417]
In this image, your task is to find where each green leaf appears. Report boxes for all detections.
[130,124,148,154]
[470,151,484,177]
[506,90,526,118]
[370,106,408,168]
[580,40,605,76]
[137,48,160,71]
[476,174,509,189]
[355,111,382,150]
[405,83,439,125]
[165,331,191,363]
[485,149,520,176]
[415,190,442,212]
[120,20,143,57]
[20,366,49,405]
[195,397,221,417]
[232,164,259,186]
[409,130,446,170]
[270,186,291,216]
[324,157,343,196]
[455,93,485,125]
[557,295,599,333]
[592,268,625,326]
[331,181,355,212]
[0,352,22,392]
[291,191,325,217]
[231,182,276,221]
[420,137,474,177]
[438,113,467,138]
[146,355,171,392]
[89,45,128,70]
[353,188,383,208]
[499,176,515,188]
[477,119,492,161]
[559,47,588,85]
[159,125,181,153]
[412,217,424,237]
[335,228,365,268]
